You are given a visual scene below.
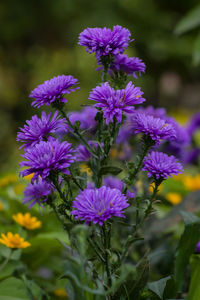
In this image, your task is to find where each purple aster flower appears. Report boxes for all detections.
[195,241,200,253]
[29,75,79,108]
[131,113,176,145]
[109,54,145,78]
[181,148,200,164]
[104,176,136,198]
[74,141,100,162]
[104,176,124,190]
[187,112,200,136]
[20,139,74,182]
[17,111,68,149]
[23,178,53,208]
[142,151,183,179]
[69,106,97,131]
[136,105,167,120]
[89,81,145,124]
[71,186,129,225]
[79,26,132,58]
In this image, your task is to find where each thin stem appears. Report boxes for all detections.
[87,237,105,264]
[59,108,98,159]
[0,249,13,272]
[102,224,112,289]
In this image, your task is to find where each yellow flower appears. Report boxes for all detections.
[24,173,34,181]
[13,213,41,230]
[184,174,200,191]
[110,148,118,159]
[13,183,25,195]
[165,193,182,205]
[54,288,68,298]
[0,175,18,188]
[0,232,30,249]
[149,182,162,194]
[0,201,3,211]
[80,164,92,176]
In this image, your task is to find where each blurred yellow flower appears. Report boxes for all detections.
[184,174,200,191]
[13,183,25,195]
[0,174,18,188]
[54,288,68,298]
[80,164,92,176]
[24,173,34,181]
[149,182,162,194]
[165,193,182,205]
[13,213,41,230]
[0,201,3,211]
[0,232,30,249]
[110,148,118,159]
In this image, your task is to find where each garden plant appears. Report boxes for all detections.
[0,25,200,300]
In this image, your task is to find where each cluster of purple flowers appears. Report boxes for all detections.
[79,25,145,80]
[17,25,184,227]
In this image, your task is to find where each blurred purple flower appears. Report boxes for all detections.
[17,111,68,149]
[109,54,145,78]
[104,176,136,198]
[29,75,79,108]
[89,81,145,124]
[79,26,132,58]
[195,241,200,253]
[23,178,53,208]
[69,106,97,131]
[71,186,129,225]
[20,139,74,182]
[142,151,183,179]
[187,112,200,136]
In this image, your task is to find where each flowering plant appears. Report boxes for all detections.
[8,25,200,299]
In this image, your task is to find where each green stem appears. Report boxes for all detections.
[102,224,112,289]
[59,108,98,159]
[130,143,151,182]
[0,249,12,272]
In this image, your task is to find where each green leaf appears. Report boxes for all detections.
[174,212,200,291]
[180,211,200,225]
[193,33,200,65]
[0,277,29,300]
[187,255,200,300]
[174,4,200,35]
[99,166,123,176]
[148,276,176,300]
[129,255,149,299]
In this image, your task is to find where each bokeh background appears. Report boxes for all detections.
[1,0,200,172]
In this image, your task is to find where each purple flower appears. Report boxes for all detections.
[136,105,167,120]
[104,176,124,190]
[109,54,145,78]
[131,113,176,145]
[79,26,132,58]
[104,176,136,198]
[142,151,183,179]
[71,186,129,225]
[17,111,68,149]
[69,106,97,131]
[20,139,74,182]
[187,112,200,136]
[23,178,53,208]
[89,81,145,124]
[195,241,200,253]
[74,141,100,162]
[29,75,79,108]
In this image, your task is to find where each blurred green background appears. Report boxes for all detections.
[0,0,200,172]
